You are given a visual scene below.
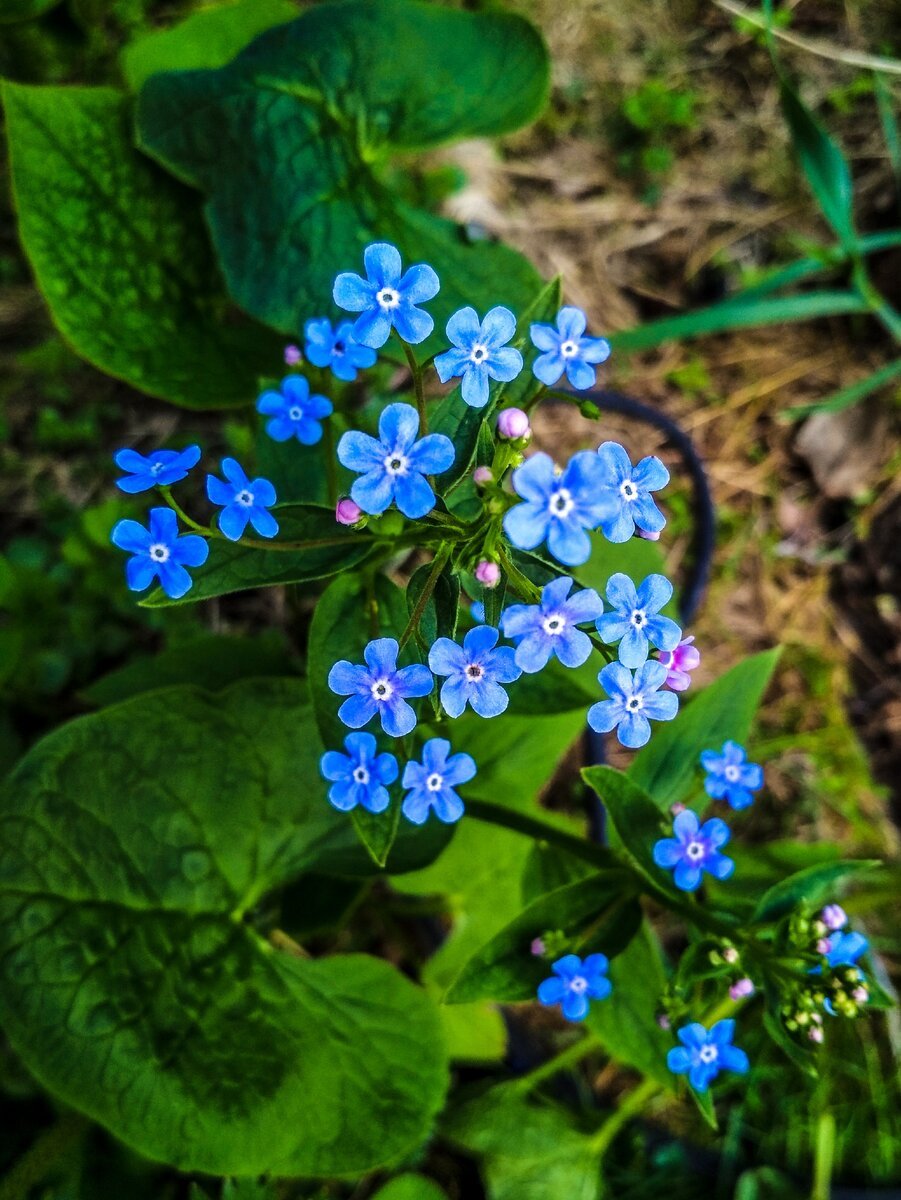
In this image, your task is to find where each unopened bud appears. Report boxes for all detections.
[335,497,363,526]
[816,938,831,955]
[723,946,739,965]
[284,344,302,365]
[820,904,847,932]
[475,560,501,588]
[657,1014,671,1030]
[530,937,545,957]
[808,1025,824,1043]
[496,407,531,440]
[852,986,868,1004]
[472,466,494,486]
[729,977,754,1000]
[670,802,686,816]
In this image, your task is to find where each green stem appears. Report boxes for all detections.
[811,1110,836,1200]
[589,1077,660,1157]
[0,1112,89,1200]
[466,799,618,871]
[158,485,209,534]
[400,337,428,434]
[398,542,452,650]
[512,1033,600,1095]
[322,418,338,507]
[496,547,542,603]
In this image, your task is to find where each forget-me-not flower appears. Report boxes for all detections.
[114,445,200,494]
[256,375,333,444]
[401,738,476,825]
[537,953,612,1022]
[503,451,612,567]
[333,242,439,348]
[111,507,209,600]
[587,660,678,748]
[428,625,521,718]
[328,637,433,738]
[596,441,669,542]
[303,317,377,382]
[701,741,763,811]
[667,1020,749,1092]
[502,576,603,673]
[595,573,682,668]
[652,809,735,892]
[434,306,523,408]
[823,930,869,969]
[530,306,611,390]
[319,732,398,814]
[337,402,454,519]
[206,459,278,542]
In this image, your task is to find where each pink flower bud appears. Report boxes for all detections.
[816,938,831,955]
[852,987,868,1003]
[723,947,739,964]
[808,1025,824,1043]
[729,977,754,1000]
[670,802,686,816]
[496,407,531,440]
[284,344,301,365]
[658,636,701,692]
[475,560,501,588]
[530,937,545,957]
[656,1014,671,1030]
[472,466,494,486]
[335,497,362,526]
[820,904,847,932]
[636,527,661,541]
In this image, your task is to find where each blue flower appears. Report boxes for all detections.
[320,732,399,814]
[652,809,734,892]
[401,737,476,825]
[303,317,377,382]
[328,637,433,737]
[114,445,200,494]
[823,930,869,969]
[596,441,669,542]
[503,451,612,567]
[110,507,209,600]
[333,241,439,348]
[257,375,333,444]
[667,1020,749,1092]
[595,573,682,668]
[206,458,278,542]
[428,625,521,718]
[587,660,678,748]
[537,953,612,1022]
[701,740,764,811]
[530,306,611,390]
[337,402,454,519]
[502,576,603,673]
[434,306,523,408]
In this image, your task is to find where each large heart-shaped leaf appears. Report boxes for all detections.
[136,0,548,338]
[0,680,449,1175]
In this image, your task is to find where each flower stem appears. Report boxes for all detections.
[589,1077,660,1157]
[496,547,542,603]
[465,799,619,871]
[511,1033,600,1095]
[322,418,338,507]
[398,542,453,650]
[400,337,428,434]
[158,485,210,534]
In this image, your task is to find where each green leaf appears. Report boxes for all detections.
[628,648,781,811]
[752,860,881,925]
[581,765,672,897]
[121,0,297,91]
[779,78,856,247]
[140,507,376,608]
[446,871,639,1004]
[782,357,901,420]
[688,1084,718,1130]
[0,680,449,1176]
[371,1175,448,1200]
[2,84,280,408]
[136,0,548,339]
[407,558,460,650]
[0,0,61,21]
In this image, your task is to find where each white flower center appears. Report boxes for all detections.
[625,694,643,712]
[620,479,638,502]
[288,405,304,421]
[371,678,393,701]
[148,543,170,563]
[698,1044,718,1064]
[376,287,400,310]
[630,609,646,628]
[426,772,443,792]
[560,339,579,358]
[568,975,588,994]
[542,613,567,636]
[465,663,484,681]
[724,764,740,782]
[549,487,574,518]
[352,766,370,785]
[384,452,409,476]
[150,461,165,476]
[235,489,254,507]
[686,840,705,861]
[469,343,489,364]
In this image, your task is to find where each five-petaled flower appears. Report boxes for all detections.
[256,375,333,444]
[503,450,612,567]
[428,625,521,718]
[530,306,611,390]
[337,402,454,519]
[333,242,439,348]
[667,1020,749,1092]
[206,459,278,542]
[596,441,669,543]
[401,738,476,825]
[823,929,869,969]
[652,809,734,892]
[328,637,433,737]
[502,576,603,673]
[114,445,200,494]
[434,306,523,408]
[701,740,763,811]
[537,953,612,1022]
[110,507,209,600]
[319,732,398,814]
[303,317,377,382]
[658,635,700,691]
[595,573,682,668]
[588,660,678,748]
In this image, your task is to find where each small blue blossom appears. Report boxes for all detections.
[303,317,377,382]
[530,306,611,390]
[667,1020,749,1092]
[319,732,398,814]
[503,451,613,567]
[652,809,735,892]
[257,375,333,444]
[470,600,486,623]
[401,737,476,825]
[596,441,669,542]
[428,625,521,719]
[701,741,764,811]
[114,445,200,494]
[333,241,439,348]
[537,953,612,1022]
[337,402,454,519]
[110,507,209,600]
[595,573,682,668]
[434,306,523,408]
[823,930,869,969]
[502,576,603,673]
[587,660,678,748]
[206,458,278,542]
[328,637,433,738]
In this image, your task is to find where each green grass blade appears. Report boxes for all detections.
[781,356,901,420]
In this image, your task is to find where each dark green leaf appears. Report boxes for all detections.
[752,860,881,925]
[0,0,61,21]
[407,559,460,650]
[581,765,673,897]
[779,78,856,247]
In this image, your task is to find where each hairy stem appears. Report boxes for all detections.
[399,542,453,650]
[400,338,428,434]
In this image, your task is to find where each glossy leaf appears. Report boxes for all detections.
[582,765,673,897]
[752,860,880,925]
